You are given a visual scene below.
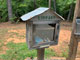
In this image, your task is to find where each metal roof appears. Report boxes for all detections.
[21,7,49,21]
[21,7,65,21]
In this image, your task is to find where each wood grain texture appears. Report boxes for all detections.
[37,48,45,60]
[26,21,34,49]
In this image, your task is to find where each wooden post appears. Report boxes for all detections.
[49,0,51,9]
[37,48,45,60]
[66,0,80,60]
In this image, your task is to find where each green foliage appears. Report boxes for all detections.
[61,49,69,58]
[56,0,75,19]
[0,0,76,22]
[0,42,56,60]
[0,0,8,22]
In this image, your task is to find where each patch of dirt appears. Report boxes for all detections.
[0,21,80,57]
[0,22,72,55]
[5,29,26,44]
[0,46,8,54]
[6,38,26,44]
[25,57,80,60]
[0,22,26,55]
[0,22,26,29]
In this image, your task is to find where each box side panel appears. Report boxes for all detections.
[77,24,80,33]
[26,22,34,49]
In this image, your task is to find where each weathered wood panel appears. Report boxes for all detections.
[54,23,60,44]
[26,22,60,49]
[31,9,61,22]
[26,22,34,49]
[25,8,61,50]
[74,19,80,35]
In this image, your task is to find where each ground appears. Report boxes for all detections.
[0,21,80,60]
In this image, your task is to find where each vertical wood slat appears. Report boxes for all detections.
[26,22,33,49]
[37,48,45,60]
[54,23,60,44]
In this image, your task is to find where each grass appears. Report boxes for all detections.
[0,28,8,39]
[0,42,57,60]
[61,50,68,57]
[0,24,69,60]
[0,28,57,60]
[9,31,25,39]
[0,28,8,52]
[0,40,4,52]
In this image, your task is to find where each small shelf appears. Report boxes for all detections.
[32,41,56,49]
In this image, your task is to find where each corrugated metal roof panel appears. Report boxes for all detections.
[21,7,49,21]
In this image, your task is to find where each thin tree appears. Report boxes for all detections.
[34,0,37,9]
[7,0,13,21]
[67,2,74,21]
[53,0,56,12]
[49,0,51,9]
[67,0,80,60]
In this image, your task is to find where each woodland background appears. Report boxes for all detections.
[0,0,76,22]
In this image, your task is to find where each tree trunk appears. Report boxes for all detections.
[0,16,1,20]
[53,0,56,12]
[34,0,37,9]
[7,0,13,21]
[67,3,73,21]
[49,0,51,9]
[66,0,80,60]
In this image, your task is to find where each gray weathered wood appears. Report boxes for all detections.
[54,23,60,44]
[33,21,59,24]
[75,19,80,34]
[31,10,61,22]
[26,21,60,49]
[24,5,62,50]
[37,48,45,60]
[26,21,34,49]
